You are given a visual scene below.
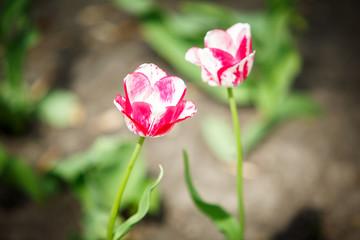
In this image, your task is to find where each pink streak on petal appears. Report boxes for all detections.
[198,48,236,85]
[245,50,255,77]
[227,23,250,47]
[207,48,235,67]
[218,62,244,87]
[218,50,255,87]
[205,29,236,56]
[156,76,187,105]
[242,61,248,80]
[249,36,252,53]
[114,94,126,110]
[123,115,145,137]
[154,77,175,103]
[236,35,248,60]
[151,105,179,137]
[151,100,196,137]
[129,102,152,136]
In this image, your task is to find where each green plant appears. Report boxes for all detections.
[49,136,162,240]
[0,144,44,202]
[0,0,83,134]
[0,0,38,134]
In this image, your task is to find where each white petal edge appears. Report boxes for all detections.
[124,72,152,103]
[226,23,251,49]
[135,63,167,85]
[177,100,197,120]
[114,98,124,112]
[185,47,202,66]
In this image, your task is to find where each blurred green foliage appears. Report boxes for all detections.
[0,136,161,240]
[0,0,84,134]
[48,136,161,240]
[0,144,44,202]
[36,90,83,129]
[113,0,321,157]
[0,0,37,134]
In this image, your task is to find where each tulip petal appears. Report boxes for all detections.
[227,23,251,60]
[152,100,197,137]
[226,23,250,46]
[135,63,167,85]
[236,34,251,61]
[114,94,127,112]
[177,100,197,121]
[124,72,151,104]
[126,101,152,136]
[154,76,186,105]
[218,51,255,87]
[205,29,237,57]
[185,47,202,66]
[197,48,236,86]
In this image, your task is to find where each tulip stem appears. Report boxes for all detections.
[227,88,245,239]
[106,136,146,240]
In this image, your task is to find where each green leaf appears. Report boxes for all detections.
[183,151,240,240]
[242,118,279,155]
[256,48,301,118]
[0,144,43,201]
[278,93,321,119]
[0,145,7,174]
[112,0,156,16]
[37,90,83,128]
[272,49,301,99]
[201,115,236,162]
[114,165,164,239]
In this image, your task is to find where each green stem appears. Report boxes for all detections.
[106,136,146,240]
[227,88,245,239]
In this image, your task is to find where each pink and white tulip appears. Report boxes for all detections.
[114,63,197,137]
[185,23,255,88]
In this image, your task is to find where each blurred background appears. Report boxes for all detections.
[0,0,359,239]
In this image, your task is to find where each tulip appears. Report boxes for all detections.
[108,63,196,240]
[184,23,256,240]
[185,23,255,87]
[114,63,197,137]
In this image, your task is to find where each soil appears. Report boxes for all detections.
[0,0,359,240]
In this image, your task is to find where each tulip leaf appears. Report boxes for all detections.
[183,151,240,240]
[0,144,43,202]
[278,93,321,119]
[201,115,236,162]
[271,49,301,100]
[112,0,156,16]
[37,90,83,128]
[242,118,279,155]
[114,165,163,239]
